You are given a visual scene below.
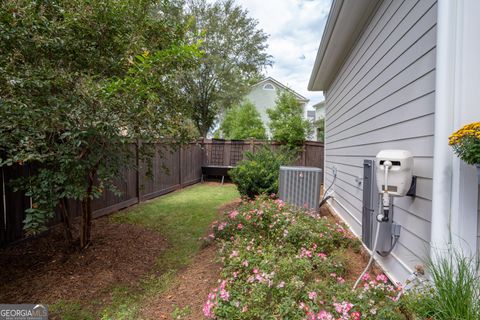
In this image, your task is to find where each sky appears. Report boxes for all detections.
[235,0,333,109]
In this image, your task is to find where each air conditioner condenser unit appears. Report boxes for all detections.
[278,166,323,210]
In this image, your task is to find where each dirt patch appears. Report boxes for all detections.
[140,244,221,320]
[342,249,382,283]
[0,217,167,306]
[322,203,384,281]
[217,198,242,216]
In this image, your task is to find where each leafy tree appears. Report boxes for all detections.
[0,0,200,248]
[267,91,313,147]
[219,101,267,139]
[182,0,272,137]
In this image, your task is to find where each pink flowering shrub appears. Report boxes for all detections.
[204,196,404,319]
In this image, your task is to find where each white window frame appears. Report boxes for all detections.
[262,83,275,91]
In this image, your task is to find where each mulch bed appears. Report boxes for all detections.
[321,204,383,280]
[140,244,222,320]
[0,217,167,306]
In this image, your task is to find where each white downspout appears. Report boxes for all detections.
[432,0,480,259]
[430,0,457,252]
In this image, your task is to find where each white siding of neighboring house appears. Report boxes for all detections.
[244,81,307,138]
[244,82,278,136]
[324,0,437,282]
[306,110,317,140]
[314,102,326,142]
[315,102,325,120]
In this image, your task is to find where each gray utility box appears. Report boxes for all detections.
[362,159,396,254]
[279,166,323,210]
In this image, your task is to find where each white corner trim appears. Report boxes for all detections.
[432,0,480,258]
[430,0,457,252]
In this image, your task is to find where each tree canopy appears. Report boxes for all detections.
[0,0,200,247]
[267,91,313,147]
[182,0,272,137]
[219,101,267,140]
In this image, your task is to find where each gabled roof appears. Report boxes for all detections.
[252,77,309,102]
[313,101,325,110]
[308,0,381,91]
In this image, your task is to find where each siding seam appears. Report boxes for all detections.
[328,89,435,140]
[326,134,434,151]
[328,112,435,145]
[326,171,434,204]
[330,197,362,226]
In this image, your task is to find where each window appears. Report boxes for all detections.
[307,110,316,121]
[263,83,275,90]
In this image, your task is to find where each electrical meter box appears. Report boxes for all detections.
[375,150,413,197]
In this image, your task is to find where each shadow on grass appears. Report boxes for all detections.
[51,183,239,320]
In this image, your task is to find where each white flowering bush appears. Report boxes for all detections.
[204,196,405,319]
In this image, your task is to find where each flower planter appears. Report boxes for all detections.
[476,164,480,184]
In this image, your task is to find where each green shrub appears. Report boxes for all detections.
[229,146,295,198]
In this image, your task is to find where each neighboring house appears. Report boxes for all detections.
[244,77,309,137]
[309,0,480,283]
[306,110,317,140]
[306,110,316,122]
[313,101,325,120]
[313,101,326,141]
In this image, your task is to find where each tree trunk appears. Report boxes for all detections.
[59,198,74,245]
[80,172,95,249]
[80,195,92,249]
[199,124,209,139]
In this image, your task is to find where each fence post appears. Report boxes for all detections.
[202,137,208,166]
[0,167,5,246]
[179,146,183,188]
[136,140,141,203]
[303,143,307,166]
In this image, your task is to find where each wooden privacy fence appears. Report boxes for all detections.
[202,139,325,169]
[0,142,204,246]
[0,140,323,246]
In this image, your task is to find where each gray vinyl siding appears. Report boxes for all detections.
[324,0,437,282]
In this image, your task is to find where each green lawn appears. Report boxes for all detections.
[113,183,239,272]
[51,183,239,320]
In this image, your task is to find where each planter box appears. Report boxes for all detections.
[476,164,480,184]
[201,165,233,184]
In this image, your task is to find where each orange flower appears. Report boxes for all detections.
[448,122,480,146]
